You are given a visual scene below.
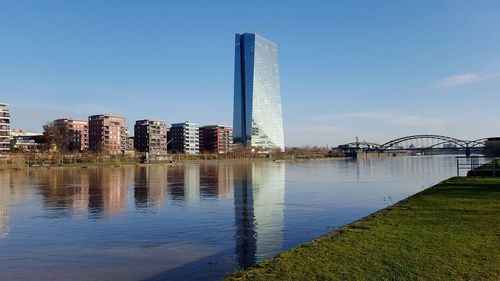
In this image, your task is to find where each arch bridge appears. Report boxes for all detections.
[339,135,496,157]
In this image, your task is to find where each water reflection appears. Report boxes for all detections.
[200,164,234,198]
[85,167,134,217]
[234,163,285,268]
[37,169,91,217]
[1,169,37,237]
[134,166,168,210]
[0,173,9,237]
[0,157,458,281]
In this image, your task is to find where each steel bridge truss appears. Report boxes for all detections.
[338,135,495,157]
[380,135,489,150]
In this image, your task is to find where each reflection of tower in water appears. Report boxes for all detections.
[234,162,285,268]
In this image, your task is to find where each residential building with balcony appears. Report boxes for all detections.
[126,137,135,151]
[10,129,44,152]
[168,122,199,154]
[199,125,233,154]
[53,118,89,152]
[134,120,168,155]
[88,114,127,155]
[0,103,11,155]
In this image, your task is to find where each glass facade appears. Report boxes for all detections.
[233,33,284,151]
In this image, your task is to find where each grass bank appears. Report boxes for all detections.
[226,177,500,281]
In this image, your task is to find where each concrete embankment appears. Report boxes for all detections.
[225,177,500,281]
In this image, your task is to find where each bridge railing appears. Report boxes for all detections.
[456,156,499,177]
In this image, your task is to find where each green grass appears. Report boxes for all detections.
[226,177,500,281]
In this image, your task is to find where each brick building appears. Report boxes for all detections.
[134,120,168,154]
[126,137,135,151]
[199,125,233,154]
[88,114,127,154]
[53,118,89,152]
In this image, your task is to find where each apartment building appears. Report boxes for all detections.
[88,114,127,155]
[53,118,89,152]
[134,119,168,154]
[168,122,199,154]
[126,137,135,151]
[199,125,233,154]
[0,103,10,155]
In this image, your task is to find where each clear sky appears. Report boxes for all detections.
[1,0,499,146]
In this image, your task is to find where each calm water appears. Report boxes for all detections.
[0,156,458,281]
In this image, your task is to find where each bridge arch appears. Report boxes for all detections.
[380,135,468,150]
[468,138,489,148]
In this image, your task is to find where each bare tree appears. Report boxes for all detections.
[43,122,72,152]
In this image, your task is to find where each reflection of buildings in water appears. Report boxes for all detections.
[101,167,132,215]
[199,164,234,198]
[134,166,168,209]
[184,164,200,201]
[0,170,35,237]
[72,173,90,212]
[167,166,185,201]
[166,164,201,202]
[0,173,10,237]
[234,162,285,268]
[34,169,91,216]
[217,164,235,196]
[88,167,134,217]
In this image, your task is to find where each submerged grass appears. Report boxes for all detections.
[226,177,500,281]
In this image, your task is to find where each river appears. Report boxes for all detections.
[0,155,459,280]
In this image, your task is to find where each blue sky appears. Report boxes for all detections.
[1,0,499,146]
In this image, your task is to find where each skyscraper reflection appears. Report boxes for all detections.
[234,162,285,268]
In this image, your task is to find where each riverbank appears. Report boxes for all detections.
[226,177,500,280]
[0,154,347,170]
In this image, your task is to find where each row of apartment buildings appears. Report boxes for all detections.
[52,117,233,155]
[169,122,233,154]
[0,104,233,156]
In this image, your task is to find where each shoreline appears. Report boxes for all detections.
[225,176,500,280]
[0,156,349,170]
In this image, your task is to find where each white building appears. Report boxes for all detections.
[168,122,199,154]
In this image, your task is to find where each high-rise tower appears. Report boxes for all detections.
[233,33,284,151]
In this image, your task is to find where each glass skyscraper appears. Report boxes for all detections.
[233,33,284,151]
